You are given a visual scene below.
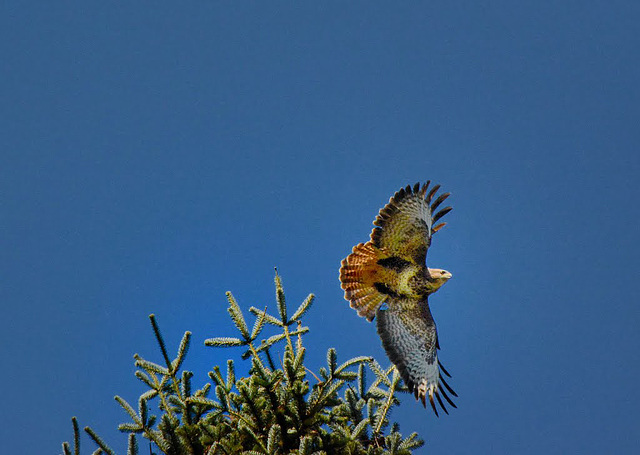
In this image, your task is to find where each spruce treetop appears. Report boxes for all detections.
[62,271,424,455]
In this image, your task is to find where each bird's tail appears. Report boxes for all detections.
[339,241,391,321]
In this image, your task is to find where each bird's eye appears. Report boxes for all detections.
[440,271,446,275]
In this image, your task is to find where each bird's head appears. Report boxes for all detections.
[427,268,452,292]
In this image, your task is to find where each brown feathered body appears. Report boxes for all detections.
[339,182,457,415]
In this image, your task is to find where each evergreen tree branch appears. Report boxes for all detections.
[172,331,191,374]
[126,434,138,455]
[84,427,116,455]
[290,294,315,323]
[72,416,80,455]
[374,368,401,436]
[225,291,250,340]
[148,315,172,374]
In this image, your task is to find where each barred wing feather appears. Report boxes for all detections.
[375,297,457,416]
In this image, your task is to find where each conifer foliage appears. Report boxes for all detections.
[62,272,424,454]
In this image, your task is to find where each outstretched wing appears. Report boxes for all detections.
[376,297,457,416]
[370,181,451,265]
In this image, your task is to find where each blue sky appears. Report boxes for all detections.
[2,2,639,454]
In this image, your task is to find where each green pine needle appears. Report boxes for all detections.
[126,434,138,455]
[114,396,138,422]
[72,416,80,455]
[248,307,284,327]
[225,291,251,339]
[134,359,170,376]
[84,427,116,455]
[290,293,315,322]
[204,336,246,347]
[274,270,288,323]
[172,331,191,373]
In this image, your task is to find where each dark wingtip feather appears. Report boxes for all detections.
[435,391,449,415]
[440,375,458,397]
[440,386,457,409]
[429,393,439,417]
[439,361,452,378]
[431,192,451,211]
[426,184,441,203]
[433,206,452,224]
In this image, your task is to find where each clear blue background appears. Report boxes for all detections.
[2,2,639,453]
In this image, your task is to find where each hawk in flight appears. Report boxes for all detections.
[339,181,457,415]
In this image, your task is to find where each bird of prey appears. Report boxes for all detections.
[339,181,457,416]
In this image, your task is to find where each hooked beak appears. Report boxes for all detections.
[428,268,453,280]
